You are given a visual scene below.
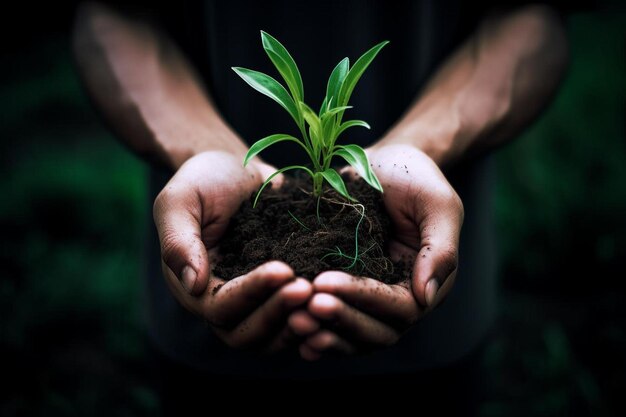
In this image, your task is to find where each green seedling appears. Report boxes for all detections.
[233,31,387,206]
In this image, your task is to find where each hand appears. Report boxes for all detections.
[153,151,312,352]
[288,144,464,360]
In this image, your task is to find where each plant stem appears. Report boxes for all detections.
[316,195,322,225]
[313,173,324,197]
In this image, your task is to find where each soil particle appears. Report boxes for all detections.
[211,283,224,295]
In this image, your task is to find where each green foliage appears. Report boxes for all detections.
[233,31,388,204]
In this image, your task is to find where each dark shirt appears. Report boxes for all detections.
[144,0,497,377]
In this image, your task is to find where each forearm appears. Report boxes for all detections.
[376,5,569,167]
[72,2,248,170]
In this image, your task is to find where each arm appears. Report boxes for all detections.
[292,5,569,359]
[73,3,312,353]
[377,4,569,166]
[72,2,247,170]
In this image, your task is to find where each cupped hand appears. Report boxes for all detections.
[288,144,464,360]
[153,151,312,352]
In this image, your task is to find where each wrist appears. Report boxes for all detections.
[165,122,248,171]
[375,101,464,168]
[376,84,510,168]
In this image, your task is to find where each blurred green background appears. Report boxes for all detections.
[1,8,625,417]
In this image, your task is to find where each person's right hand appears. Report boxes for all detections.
[153,151,313,353]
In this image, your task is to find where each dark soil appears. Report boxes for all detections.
[214,175,410,284]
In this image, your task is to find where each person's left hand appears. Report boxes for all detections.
[287,144,464,360]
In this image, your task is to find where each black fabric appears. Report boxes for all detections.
[147,335,491,415]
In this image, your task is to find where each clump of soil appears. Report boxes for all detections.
[214,175,409,284]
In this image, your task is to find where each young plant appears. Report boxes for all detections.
[232,31,387,206]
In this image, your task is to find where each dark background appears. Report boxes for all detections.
[1,2,625,416]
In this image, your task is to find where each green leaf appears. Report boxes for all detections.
[319,96,328,116]
[326,57,349,109]
[321,115,335,147]
[253,165,314,207]
[333,144,383,192]
[321,168,355,201]
[325,105,353,116]
[299,101,322,143]
[261,31,304,102]
[335,119,371,139]
[338,41,389,107]
[244,134,310,166]
[319,106,352,146]
[232,67,300,125]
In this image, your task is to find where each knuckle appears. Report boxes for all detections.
[153,187,173,221]
[441,186,462,207]
[430,183,463,213]
[430,183,454,202]
[160,230,182,267]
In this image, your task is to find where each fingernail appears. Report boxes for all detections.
[181,266,196,294]
[425,279,439,307]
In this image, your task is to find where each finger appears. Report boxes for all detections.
[307,294,399,347]
[305,330,355,355]
[214,277,312,349]
[153,182,209,296]
[263,325,299,354]
[338,165,360,181]
[257,161,285,188]
[313,271,420,327]
[206,261,296,327]
[161,260,225,317]
[299,343,322,361]
[412,196,463,308]
[288,310,320,336]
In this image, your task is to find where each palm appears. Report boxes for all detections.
[177,152,271,249]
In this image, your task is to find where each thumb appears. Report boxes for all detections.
[153,185,210,296]
[411,199,463,308]
[255,161,285,188]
